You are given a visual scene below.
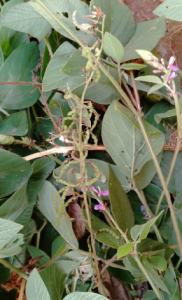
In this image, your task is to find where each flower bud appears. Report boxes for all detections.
[0,134,15,145]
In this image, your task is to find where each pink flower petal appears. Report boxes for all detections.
[94,204,104,210]
[168,56,175,66]
[167,72,177,82]
[170,65,179,71]
[98,190,109,197]
[92,186,99,194]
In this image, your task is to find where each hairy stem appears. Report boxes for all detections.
[155,139,181,215]
[137,117,182,258]
[134,245,161,299]
[0,258,28,280]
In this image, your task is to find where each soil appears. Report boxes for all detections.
[124,0,182,69]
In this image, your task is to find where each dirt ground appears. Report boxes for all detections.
[124,0,182,69]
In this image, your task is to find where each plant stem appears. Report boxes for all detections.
[44,36,53,58]
[33,144,63,165]
[71,268,79,293]
[134,245,161,299]
[36,219,47,248]
[137,117,182,258]
[0,107,10,116]
[155,139,181,215]
[130,71,141,112]
[133,187,163,242]
[0,258,28,280]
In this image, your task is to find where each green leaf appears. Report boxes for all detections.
[154,0,182,22]
[117,242,135,259]
[49,96,71,118]
[143,291,158,300]
[135,75,163,84]
[148,84,164,95]
[0,149,32,197]
[0,42,40,109]
[42,42,84,92]
[1,2,51,41]
[134,153,162,190]
[154,98,182,124]
[103,32,124,63]
[120,63,146,70]
[108,165,134,233]
[27,157,56,204]
[0,0,29,59]
[122,17,165,62]
[61,50,87,77]
[26,268,51,300]
[28,245,50,266]
[0,48,3,68]
[161,265,181,300]
[38,181,78,249]
[0,233,24,258]
[30,0,95,46]
[0,182,29,221]
[137,238,173,262]
[51,236,67,258]
[141,256,169,293]
[160,191,182,257]
[0,263,11,283]
[83,212,124,249]
[93,0,136,46]
[102,101,165,177]
[63,292,108,300]
[130,211,163,241]
[123,254,146,283]
[147,256,167,271]
[153,151,182,195]
[0,112,28,136]
[40,261,80,300]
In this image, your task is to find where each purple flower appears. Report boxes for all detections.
[167,72,177,82]
[161,72,177,82]
[94,203,104,210]
[167,56,179,71]
[140,205,146,213]
[98,190,109,197]
[92,186,99,193]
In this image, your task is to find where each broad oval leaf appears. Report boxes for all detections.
[0,42,40,109]
[0,149,32,197]
[63,292,108,300]
[102,101,165,177]
[154,0,182,22]
[93,0,136,46]
[122,17,165,62]
[117,242,135,259]
[38,181,78,249]
[0,218,23,249]
[0,112,28,136]
[103,32,124,63]
[108,165,134,233]
[26,268,51,300]
[1,2,51,41]
[120,63,146,70]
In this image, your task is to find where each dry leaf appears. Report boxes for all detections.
[68,201,86,240]
[99,263,135,300]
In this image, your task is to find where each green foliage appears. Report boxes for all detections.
[0,0,181,299]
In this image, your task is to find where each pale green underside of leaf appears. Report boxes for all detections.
[102,101,165,177]
[38,181,78,249]
[1,2,51,41]
[154,0,182,21]
[122,17,165,62]
[63,292,108,300]
[0,218,23,249]
[26,268,51,300]
[135,75,163,84]
[103,32,124,63]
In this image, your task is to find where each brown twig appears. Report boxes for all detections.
[0,81,42,88]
